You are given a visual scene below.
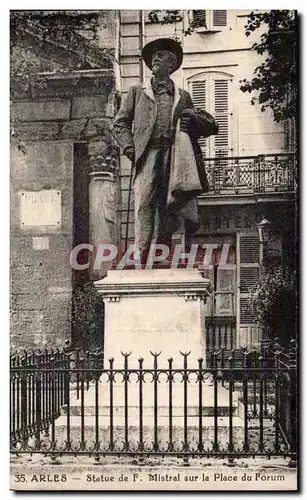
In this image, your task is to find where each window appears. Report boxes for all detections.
[212,10,227,27]
[215,267,236,316]
[195,235,236,317]
[188,72,234,159]
[238,234,259,325]
[191,10,227,30]
[192,10,207,28]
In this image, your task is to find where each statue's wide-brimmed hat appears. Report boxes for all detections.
[141,38,183,73]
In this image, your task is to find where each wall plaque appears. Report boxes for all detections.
[20,190,61,227]
[32,236,49,250]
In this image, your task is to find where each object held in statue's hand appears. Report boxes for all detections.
[180,108,197,133]
[124,146,135,162]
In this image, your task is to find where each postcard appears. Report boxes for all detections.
[10,9,298,491]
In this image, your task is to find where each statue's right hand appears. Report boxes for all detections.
[124,146,135,162]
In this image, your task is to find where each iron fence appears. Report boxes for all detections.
[10,342,104,446]
[10,339,297,464]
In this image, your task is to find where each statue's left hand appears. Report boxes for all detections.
[180,109,197,133]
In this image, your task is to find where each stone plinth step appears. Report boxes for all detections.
[55,415,243,429]
[60,404,238,418]
[52,415,244,450]
[67,380,240,410]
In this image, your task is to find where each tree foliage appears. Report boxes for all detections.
[239,10,298,123]
[10,10,111,95]
[10,11,113,152]
[148,10,197,36]
[71,282,104,351]
[249,265,297,345]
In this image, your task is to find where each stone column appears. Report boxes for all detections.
[88,140,119,279]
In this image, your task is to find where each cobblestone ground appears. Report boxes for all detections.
[11,420,289,456]
[11,452,292,468]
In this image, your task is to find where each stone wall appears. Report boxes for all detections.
[10,12,120,349]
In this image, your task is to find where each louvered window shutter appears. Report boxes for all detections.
[239,235,259,325]
[192,10,206,28]
[214,79,229,158]
[201,266,214,317]
[216,268,236,316]
[191,80,209,157]
[189,74,233,160]
[191,80,206,111]
[213,10,227,27]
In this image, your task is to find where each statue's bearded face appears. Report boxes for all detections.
[151,50,177,78]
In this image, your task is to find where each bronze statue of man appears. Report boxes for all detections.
[114,38,218,261]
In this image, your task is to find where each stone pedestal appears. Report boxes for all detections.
[94,268,212,368]
[54,267,244,450]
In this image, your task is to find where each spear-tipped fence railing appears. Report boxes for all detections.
[10,338,297,464]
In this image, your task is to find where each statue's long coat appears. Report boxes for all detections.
[113,80,218,242]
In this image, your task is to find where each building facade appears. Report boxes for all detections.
[10,11,121,349]
[118,9,297,348]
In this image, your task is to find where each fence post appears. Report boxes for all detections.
[213,351,219,453]
[10,356,16,445]
[168,357,173,453]
[137,357,145,466]
[288,339,297,468]
[121,351,131,453]
[180,350,191,467]
[79,356,85,451]
[50,356,56,454]
[198,357,203,454]
[274,342,281,454]
[150,350,162,454]
[35,354,42,450]
[64,354,70,451]
[242,347,249,453]
[109,357,114,453]
[20,356,28,449]
[63,353,70,406]
[258,355,264,453]
[76,348,80,401]
[227,353,235,465]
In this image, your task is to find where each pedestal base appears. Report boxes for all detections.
[54,379,244,453]
[95,268,212,367]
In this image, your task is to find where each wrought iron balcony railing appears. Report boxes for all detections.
[202,153,296,196]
